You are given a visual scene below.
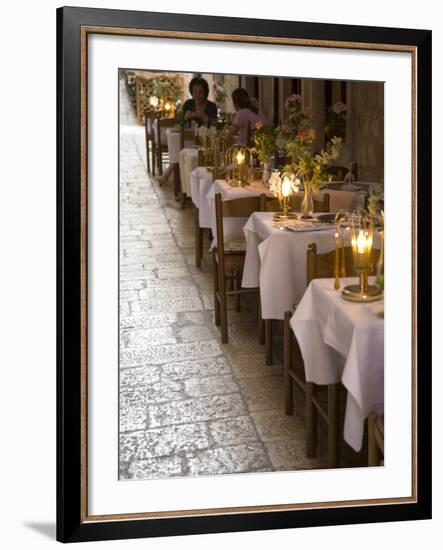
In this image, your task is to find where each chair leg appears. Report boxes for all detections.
[234,271,241,312]
[152,143,156,176]
[195,209,203,268]
[265,319,273,365]
[258,300,265,345]
[145,138,151,173]
[284,311,293,415]
[328,383,339,468]
[218,263,228,344]
[368,413,381,466]
[157,147,163,176]
[212,252,220,327]
[306,382,318,458]
[173,164,180,197]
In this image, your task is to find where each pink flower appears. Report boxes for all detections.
[332,101,346,114]
[297,128,316,141]
[255,121,263,130]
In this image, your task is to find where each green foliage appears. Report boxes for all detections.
[324,101,347,144]
[253,125,279,163]
[285,134,343,192]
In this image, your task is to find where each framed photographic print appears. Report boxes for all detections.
[57,6,432,543]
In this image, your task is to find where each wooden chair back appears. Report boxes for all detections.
[214,193,263,259]
[260,193,330,214]
[155,115,177,146]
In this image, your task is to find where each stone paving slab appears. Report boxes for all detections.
[120,340,222,368]
[120,423,211,461]
[186,444,271,476]
[146,394,247,428]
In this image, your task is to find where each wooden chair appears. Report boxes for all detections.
[153,115,177,176]
[283,241,355,468]
[213,193,263,343]
[143,110,156,173]
[259,193,330,365]
[368,412,384,466]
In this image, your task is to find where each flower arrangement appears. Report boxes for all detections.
[286,133,343,193]
[325,101,347,144]
[269,170,299,198]
[150,78,183,108]
[212,82,227,104]
[367,184,384,216]
[284,94,310,132]
[278,94,312,161]
[252,123,279,163]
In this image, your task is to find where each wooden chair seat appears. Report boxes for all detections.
[153,115,177,176]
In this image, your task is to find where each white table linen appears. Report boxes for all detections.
[190,167,213,228]
[290,278,384,452]
[242,212,337,319]
[165,129,181,163]
[179,148,199,196]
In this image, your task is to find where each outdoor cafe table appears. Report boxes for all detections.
[190,167,213,229]
[206,179,368,247]
[290,277,384,452]
[242,212,338,320]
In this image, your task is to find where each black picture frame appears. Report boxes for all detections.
[57,6,432,543]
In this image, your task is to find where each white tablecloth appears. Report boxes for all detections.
[179,148,199,196]
[165,129,181,164]
[242,212,337,319]
[190,167,213,228]
[290,278,384,451]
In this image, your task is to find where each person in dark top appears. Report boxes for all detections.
[182,77,218,127]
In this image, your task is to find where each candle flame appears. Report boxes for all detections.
[352,229,373,254]
[236,150,245,164]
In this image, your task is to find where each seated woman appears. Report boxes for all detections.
[227,88,266,146]
[182,76,218,128]
[156,77,217,185]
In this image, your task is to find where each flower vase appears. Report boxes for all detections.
[301,186,314,218]
[262,160,271,187]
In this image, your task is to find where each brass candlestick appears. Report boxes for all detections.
[341,209,382,302]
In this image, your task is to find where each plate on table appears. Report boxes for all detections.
[315,213,336,224]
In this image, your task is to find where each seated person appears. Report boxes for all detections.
[227,88,266,146]
[181,77,218,128]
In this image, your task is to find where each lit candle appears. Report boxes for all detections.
[340,226,349,278]
[281,176,291,197]
[236,150,245,164]
[281,176,292,217]
[352,229,373,292]
[334,231,340,289]
[149,95,159,108]
[236,150,245,184]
